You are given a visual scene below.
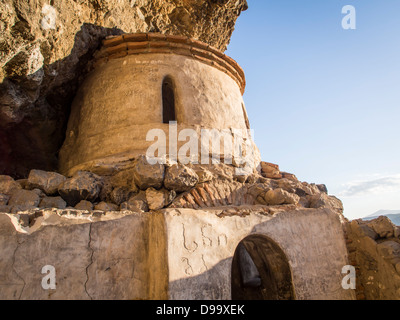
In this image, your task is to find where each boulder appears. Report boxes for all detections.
[296,183,319,196]
[164,164,199,192]
[358,224,378,240]
[255,196,267,205]
[146,188,176,210]
[58,171,103,206]
[27,169,66,195]
[263,188,299,206]
[31,188,45,198]
[326,196,344,214]
[260,162,282,179]
[120,192,149,212]
[0,194,10,206]
[132,156,165,190]
[277,179,297,194]
[367,216,395,238]
[298,197,310,208]
[281,172,298,181]
[110,186,136,206]
[16,179,28,189]
[74,200,94,211]
[195,168,214,183]
[376,241,400,260]
[39,196,67,209]
[8,189,40,207]
[316,184,328,194]
[308,193,344,214]
[0,175,22,196]
[94,202,119,212]
[395,226,400,239]
[247,184,271,199]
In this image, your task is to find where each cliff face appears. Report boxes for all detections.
[0,0,248,178]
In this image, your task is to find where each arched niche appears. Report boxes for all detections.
[231,234,295,300]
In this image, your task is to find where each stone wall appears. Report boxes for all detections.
[0,160,344,218]
[0,210,167,300]
[166,207,354,300]
[0,155,357,300]
[0,206,354,300]
[344,217,400,300]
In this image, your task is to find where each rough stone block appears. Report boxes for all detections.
[121,192,149,212]
[39,196,67,209]
[367,216,395,238]
[94,202,119,212]
[8,189,40,207]
[58,171,103,207]
[164,164,199,192]
[132,156,165,190]
[27,169,66,195]
[263,188,299,206]
[0,194,10,206]
[74,200,94,211]
[146,188,176,210]
[0,175,22,196]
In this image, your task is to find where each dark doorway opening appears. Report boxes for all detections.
[231,234,295,300]
[162,76,176,123]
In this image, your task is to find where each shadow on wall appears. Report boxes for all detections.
[169,234,295,300]
[169,257,234,300]
[231,234,295,300]
[0,23,124,179]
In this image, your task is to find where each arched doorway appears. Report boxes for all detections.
[231,234,295,300]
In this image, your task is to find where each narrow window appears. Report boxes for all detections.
[162,76,176,123]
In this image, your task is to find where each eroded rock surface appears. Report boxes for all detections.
[345,217,400,300]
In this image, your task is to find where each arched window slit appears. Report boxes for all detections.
[162,76,176,124]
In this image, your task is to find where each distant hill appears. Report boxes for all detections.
[363,210,400,226]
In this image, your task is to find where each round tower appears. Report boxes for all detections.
[59,33,259,176]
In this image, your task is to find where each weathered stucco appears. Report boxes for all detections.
[165,208,355,300]
[0,207,355,300]
[0,210,167,300]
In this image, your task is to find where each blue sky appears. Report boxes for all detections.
[226,0,400,220]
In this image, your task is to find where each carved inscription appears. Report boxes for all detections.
[180,222,229,275]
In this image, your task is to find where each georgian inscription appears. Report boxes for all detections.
[180,222,229,275]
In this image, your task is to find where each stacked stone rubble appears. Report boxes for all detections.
[0,157,345,226]
[344,216,400,300]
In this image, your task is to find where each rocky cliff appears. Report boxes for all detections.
[0,0,248,178]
